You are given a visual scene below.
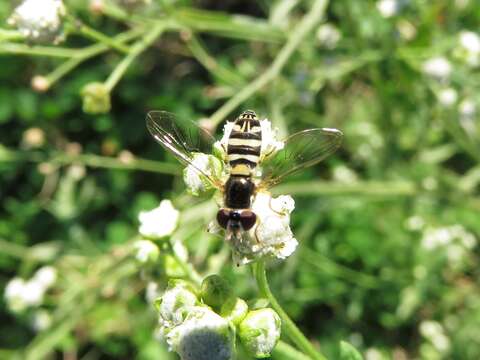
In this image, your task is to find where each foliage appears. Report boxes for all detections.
[1,0,480,359]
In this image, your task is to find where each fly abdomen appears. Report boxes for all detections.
[227,110,262,176]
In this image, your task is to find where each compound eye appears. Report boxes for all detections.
[216,209,230,229]
[240,210,257,230]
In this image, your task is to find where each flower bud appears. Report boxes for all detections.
[133,240,160,264]
[81,82,111,114]
[238,308,281,358]
[22,127,45,149]
[31,76,50,92]
[166,306,235,360]
[220,297,248,325]
[200,275,233,309]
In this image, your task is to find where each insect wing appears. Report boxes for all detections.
[146,111,222,189]
[260,128,343,188]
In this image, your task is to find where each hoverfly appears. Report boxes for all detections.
[146,110,343,253]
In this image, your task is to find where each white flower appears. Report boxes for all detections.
[165,306,235,360]
[214,121,235,159]
[365,348,384,360]
[138,200,180,239]
[420,320,451,353]
[183,153,223,196]
[155,280,199,329]
[22,281,46,306]
[4,277,47,312]
[238,308,281,358]
[458,31,480,67]
[396,19,417,41]
[33,266,57,288]
[437,88,458,107]
[227,191,298,265]
[31,309,52,331]
[422,57,452,81]
[146,282,160,304]
[405,215,425,231]
[460,31,480,53]
[5,278,28,312]
[376,0,400,18]
[134,240,160,264]
[459,99,476,117]
[316,23,341,49]
[458,99,477,135]
[259,119,284,160]
[333,165,358,183]
[421,225,476,269]
[7,0,66,44]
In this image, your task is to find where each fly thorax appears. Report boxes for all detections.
[224,176,255,209]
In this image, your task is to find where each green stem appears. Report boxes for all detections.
[105,23,165,92]
[208,0,329,127]
[0,147,180,175]
[271,180,417,197]
[0,43,79,57]
[68,17,131,54]
[43,29,143,88]
[0,28,25,41]
[51,152,180,175]
[254,260,327,360]
[167,240,202,286]
[273,340,311,360]
[173,8,284,43]
[185,33,246,87]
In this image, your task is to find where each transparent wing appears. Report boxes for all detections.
[260,128,343,188]
[146,111,222,189]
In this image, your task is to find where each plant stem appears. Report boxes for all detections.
[48,29,144,87]
[185,33,246,87]
[208,0,329,127]
[254,260,328,360]
[68,17,131,54]
[0,28,25,41]
[0,147,180,175]
[273,340,311,360]
[167,240,202,286]
[272,180,417,197]
[105,23,165,92]
[0,43,79,57]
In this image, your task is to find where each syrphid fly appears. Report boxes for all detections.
[146,110,343,257]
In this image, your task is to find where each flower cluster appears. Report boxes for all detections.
[4,266,57,313]
[184,116,298,265]
[138,199,180,240]
[420,224,476,270]
[419,320,451,356]
[420,30,480,135]
[316,23,342,49]
[7,0,66,44]
[154,276,281,360]
[455,31,480,68]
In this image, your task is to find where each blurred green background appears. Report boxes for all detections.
[1,0,480,359]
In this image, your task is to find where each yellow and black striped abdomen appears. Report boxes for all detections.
[227,110,262,176]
